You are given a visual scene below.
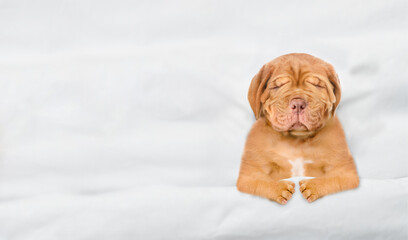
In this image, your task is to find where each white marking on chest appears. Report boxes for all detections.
[288,158,313,177]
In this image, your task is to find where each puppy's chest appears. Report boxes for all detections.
[272,144,318,177]
[287,157,313,177]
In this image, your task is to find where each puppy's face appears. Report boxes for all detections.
[248,54,341,137]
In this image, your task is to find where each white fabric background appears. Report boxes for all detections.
[0,0,407,239]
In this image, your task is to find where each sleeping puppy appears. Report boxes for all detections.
[237,53,359,204]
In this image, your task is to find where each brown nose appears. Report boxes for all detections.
[290,98,307,113]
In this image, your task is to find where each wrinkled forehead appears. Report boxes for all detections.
[271,58,329,83]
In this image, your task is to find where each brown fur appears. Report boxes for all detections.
[237,53,359,204]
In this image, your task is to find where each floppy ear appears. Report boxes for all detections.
[248,63,274,119]
[326,64,341,115]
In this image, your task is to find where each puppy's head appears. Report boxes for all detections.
[248,53,341,137]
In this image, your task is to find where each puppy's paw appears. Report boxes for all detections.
[271,181,295,205]
[299,179,321,203]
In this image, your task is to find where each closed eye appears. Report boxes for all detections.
[307,81,326,89]
[313,84,325,89]
[270,82,289,90]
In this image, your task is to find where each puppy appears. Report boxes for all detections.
[237,53,359,204]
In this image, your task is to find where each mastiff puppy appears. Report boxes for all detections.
[237,53,359,204]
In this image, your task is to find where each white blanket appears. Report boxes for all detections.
[0,0,407,239]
